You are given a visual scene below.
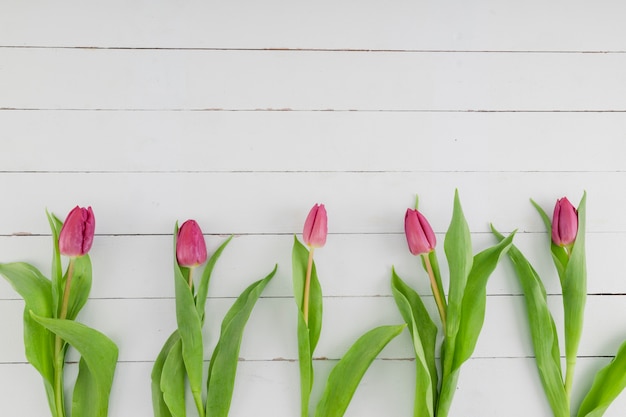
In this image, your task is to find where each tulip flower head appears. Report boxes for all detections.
[59,206,95,257]
[303,204,327,248]
[176,219,208,267]
[551,197,578,247]
[404,208,436,256]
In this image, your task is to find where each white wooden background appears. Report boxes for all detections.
[2,1,626,416]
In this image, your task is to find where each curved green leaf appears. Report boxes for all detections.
[205,266,276,417]
[452,231,515,369]
[161,338,186,417]
[0,263,55,386]
[314,324,406,417]
[31,313,118,417]
[577,339,626,417]
[151,330,181,417]
[391,269,437,417]
[195,236,233,322]
[492,226,569,417]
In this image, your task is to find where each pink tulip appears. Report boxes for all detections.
[59,206,95,257]
[303,204,327,248]
[404,208,436,255]
[552,197,578,247]
[176,220,208,267]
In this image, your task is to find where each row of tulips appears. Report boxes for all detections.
[1,192,626,417]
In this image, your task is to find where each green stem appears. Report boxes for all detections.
[423,254,447,333]
[54,257,75,417]
[303,248,315,325]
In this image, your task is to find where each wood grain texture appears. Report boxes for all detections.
[2,2,626,417]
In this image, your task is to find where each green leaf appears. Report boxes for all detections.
[172,223,204,415]
[292,236,323,417]
[314,324,406,417]
[151,331,180,417]
[443,190,473,375]
[531,200,567,283]
[205,266,276,417]
[437,369,460,417]
[452,231,515,369]
[577,339,626,417]
[195,236,233,322]
[0,263,55,388]
[46,210,64,317]
[64,255,93,321]
[31,313,118,417]
[563,193,587,380]
[391,269,437,417]
[161,338,187,417]
[292,236,323,351]
[491,226,569,417]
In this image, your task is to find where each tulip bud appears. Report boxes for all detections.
[59,206,96,257]
[404,208,436,255]
[176,220,208,267]
[303,204,327,248]
[551,197,578,247]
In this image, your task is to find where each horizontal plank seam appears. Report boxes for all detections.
[6,108,626,113]
[1,45,625,54]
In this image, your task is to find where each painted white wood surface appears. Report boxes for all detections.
[2,2,626,417]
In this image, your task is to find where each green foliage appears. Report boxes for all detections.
[492,226,569,417]
[391,270,437,417]
[577,340,626,417]
[153,228,274,417]
[32,314,118,417]
[392,191,513,417]
[0,211,118,417]
[292,236,323,417]
[314,325,406,417]
[206,267,277,417]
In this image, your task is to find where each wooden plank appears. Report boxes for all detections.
[2,110,626,173]
[2,358,626,416]
[1,295,625,363]
[3,48,626,110]
[0,172,618,235]
[0,232,624,300]
[2,1,626,52]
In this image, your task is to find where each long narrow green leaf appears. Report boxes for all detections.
[442,190,473,377]
[577,339,626,417]
[161,339,186,417]
[531,200,567,282]
[205,266,276,417]
[492,226,569,417]
[452,231,515,369]
[172,224,204,415]
[31,313,118,417]
[563,193,587,382]
[391,270,437,417]
[195,236,233,322]
[314,324,406,417]
[292,236,323,417]
[46,210,64,317]
[151,331,181,417]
